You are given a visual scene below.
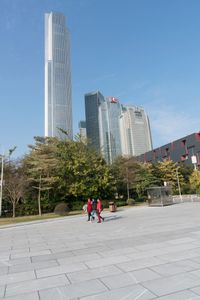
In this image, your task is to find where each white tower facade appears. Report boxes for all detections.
[45,12,72,139]
[119,105,152,156]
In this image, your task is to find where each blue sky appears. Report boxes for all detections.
[0,0,200,158]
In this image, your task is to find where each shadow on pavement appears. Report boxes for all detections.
[103,215,122,222]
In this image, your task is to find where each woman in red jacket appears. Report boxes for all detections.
[87,198,93,222]
[96,198,104,223]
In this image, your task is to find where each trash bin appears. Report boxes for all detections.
[109,202,117,212]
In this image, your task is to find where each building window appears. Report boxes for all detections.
[135,111,142,118]
[182,140,186,147]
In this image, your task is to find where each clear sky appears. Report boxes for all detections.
[0,0,200,158]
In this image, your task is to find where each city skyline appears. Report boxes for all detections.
[44,12,73,139]
[85,91,123,163]
[85,91,152,162]
[0,0,200,158]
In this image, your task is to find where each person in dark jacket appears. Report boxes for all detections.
[91,198,97,220]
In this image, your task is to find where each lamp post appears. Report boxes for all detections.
[176,167,182,202]
[191,155,197,170]
[126,167,130,200]
[0,154,4,217]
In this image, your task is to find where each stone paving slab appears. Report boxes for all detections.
[0,268,8,276]
[142,272,200,296]
[8,259,58,274]
[152,290,200,300]
[191,285,200,295]
[67,265,122,283]
[0,270,35,286]
[1,203,200,298]
[5,274,69,297]
[0,286,5,298]
[36,261,88,278]
[39,279,107,299]
[80,284,155,300]
[0,292,39,300]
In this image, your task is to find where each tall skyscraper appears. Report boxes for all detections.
[119,105,153,156]
[44,12,73,139]
[85,91,122,163]
[85,91,105,157]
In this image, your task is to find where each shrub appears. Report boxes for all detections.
[54,202,70,216]
[114,199,127,207]
[67,200,85,211]
[126,198,135,206]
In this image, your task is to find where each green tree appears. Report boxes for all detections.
[179,164,193,194]
[55,137,115,200]
[111,157,145,200]
[135,163,160,199]
[23,137,59,215]
[189,169,200,194]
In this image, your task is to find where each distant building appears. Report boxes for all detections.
[85,91,153,163]
[78,121,87,142]
[85,92,122,163]
[106,97,122,161]
[119,105,153,156]
[85,91,104,157]
[137,132,200,168]
[44,12,73,139]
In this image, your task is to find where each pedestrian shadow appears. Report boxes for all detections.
[103,215,122,222]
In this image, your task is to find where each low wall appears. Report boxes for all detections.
[172,194,200,203]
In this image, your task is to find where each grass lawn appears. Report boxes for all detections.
[0,203,146,226]
[0,210,83,226]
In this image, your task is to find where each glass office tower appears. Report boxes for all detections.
[85,92,122,163]
[45,12,72,139]
[106,97,122,161]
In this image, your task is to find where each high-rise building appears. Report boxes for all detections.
[106,97,122,161]
[85,92,152,162]
[78,120,87,142]
[44,12,72,139]
[85,91,121,163]
[119,105,153,156]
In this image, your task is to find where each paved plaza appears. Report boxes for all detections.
[1,203,200,299]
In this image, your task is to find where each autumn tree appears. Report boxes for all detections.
[3,160,28,217]
[189,169,200,194]
[154,160,185,194]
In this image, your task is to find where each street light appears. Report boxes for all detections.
[126,167,130,200]
[191,155,197,170]
[176,167,182,202]
[0,154,5,217]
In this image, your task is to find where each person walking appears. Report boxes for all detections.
[96,198,104,223]
[86,198,93,222]
[91,198,97,220]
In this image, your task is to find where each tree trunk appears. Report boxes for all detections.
[38,174,42,216]
[12,202,15,218]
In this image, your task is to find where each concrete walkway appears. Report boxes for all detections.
[1,203,200,299]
